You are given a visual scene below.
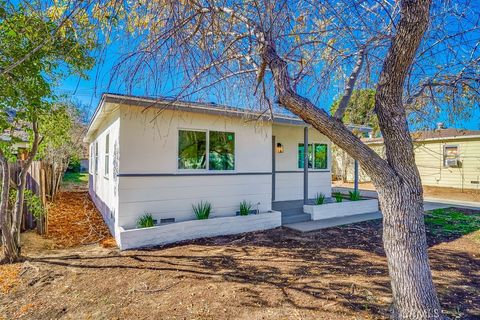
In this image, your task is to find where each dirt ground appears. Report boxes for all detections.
[1,195,479,319]
[46,191,114,248]
[333,181,480,203]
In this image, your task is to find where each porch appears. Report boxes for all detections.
[272,197,382,231]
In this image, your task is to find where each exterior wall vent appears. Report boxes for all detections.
[160,218,175,224]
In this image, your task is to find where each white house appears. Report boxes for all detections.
[85,93,374,249]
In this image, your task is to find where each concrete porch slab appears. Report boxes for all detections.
[284,211,382,232]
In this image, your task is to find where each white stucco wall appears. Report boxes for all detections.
[86,100,334,241]
[272,124,332,201]
[88,109,120,235]
[117,105,273,228]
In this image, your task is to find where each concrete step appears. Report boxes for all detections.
[272,200,305,211]
[284,211,382,232]
[281,213,311,224]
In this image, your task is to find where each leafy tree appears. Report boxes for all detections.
[39,100,88,195]
[0,2,95,262]
[330,89,379,136]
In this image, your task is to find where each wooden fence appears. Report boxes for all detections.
[8,161,64,235]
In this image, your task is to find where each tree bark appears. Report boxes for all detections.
[0,152,20,263]
[373,1,444,319]
[12,119,41,249]
[260,0,444,318]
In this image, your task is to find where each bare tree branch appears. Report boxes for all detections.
[333,46,367,119]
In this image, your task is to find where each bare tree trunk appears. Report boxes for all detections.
[12,119,41,249]
[260,0,444,318]
[0,153,20,263]
[373,1,443,318]
[378,182,441,319]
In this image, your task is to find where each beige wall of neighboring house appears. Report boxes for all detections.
[413,138,480,189]
[334,129,480,190]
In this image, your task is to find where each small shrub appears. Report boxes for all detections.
[314,192,326,205]
[137,213,155,228]
[193,201,212,220]
[349,190,362,201]
[239,200,252,216]
[67,156,81,173]
[25,190,44,218]
[333,192,343,203]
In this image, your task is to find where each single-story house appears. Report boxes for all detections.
[0,129,30,160]
[85,93,375,249]
[335,126,480,190]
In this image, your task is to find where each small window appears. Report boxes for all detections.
[298,143,328,169]
[105,134,110,177]
[313,143,328,169]
[298,143,313,169]
[443,145,459,167]
[90,144,94,174]
[209,131,235,170]
[94,141,98,175]
[178,130,207,169]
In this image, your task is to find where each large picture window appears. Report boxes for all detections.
[298,143,328,169]
[209,131,235,170]
[178,130,207,169]
[178,130,235,171]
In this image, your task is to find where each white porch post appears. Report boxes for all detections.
[304,127,308,204]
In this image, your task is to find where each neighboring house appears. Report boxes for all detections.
[0,129,30,160]
[79,159,89,172]
[86,93,355,248]
[336,126,480,190]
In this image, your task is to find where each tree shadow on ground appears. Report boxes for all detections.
[27,216,479,319]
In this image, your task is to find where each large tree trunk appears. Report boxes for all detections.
[378,181,441,319]
[260,0,444,317]
[0,155,21,263]
[12,168,28,246]
[373,1,443,318]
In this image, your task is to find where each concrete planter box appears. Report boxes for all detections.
[118,211,282,250]
[304,199,379,220]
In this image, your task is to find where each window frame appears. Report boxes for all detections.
[94,141,99,175]
[297,142,329,170]
[208,130,236,171]
[177,128,236,172]
[89,144,94,174]
[104,133,110,178]
[443,144,459,168]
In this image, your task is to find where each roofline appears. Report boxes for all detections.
[85,93,372,142]
[101,93,308,125]
[364,134,480,145]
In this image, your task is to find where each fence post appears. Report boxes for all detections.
[41,167,47,235]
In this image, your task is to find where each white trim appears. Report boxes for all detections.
[104,132,110,179]
[94,141,99,175]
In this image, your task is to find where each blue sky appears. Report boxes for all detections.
[55,18,480,131]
